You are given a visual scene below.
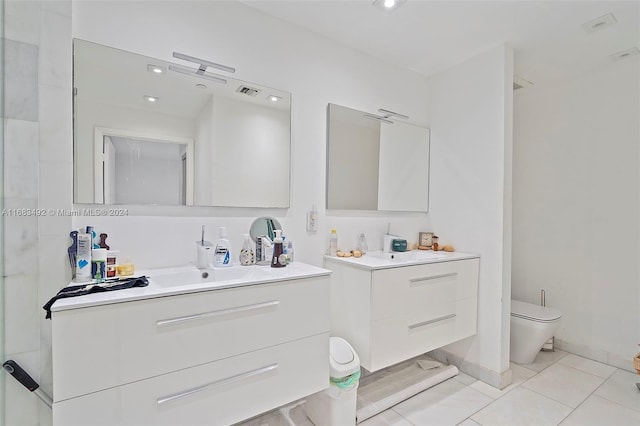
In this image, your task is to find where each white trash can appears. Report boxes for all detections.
[306,337,360,426]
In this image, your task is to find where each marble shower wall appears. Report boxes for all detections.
[3,1,72,425]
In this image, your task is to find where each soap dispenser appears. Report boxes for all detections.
[271,229,285,268]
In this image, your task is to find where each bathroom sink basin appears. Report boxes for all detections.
[150,266,262,287]
[367,250,448,261]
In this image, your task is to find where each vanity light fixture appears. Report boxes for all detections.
[143,95,159,103]
[172,51,236,74]
[373,0,406,11]
[364,113,394,124]
[168,65,227,84]
[268,95,282,102]
[378,108,409,119]
[147,64,166,74]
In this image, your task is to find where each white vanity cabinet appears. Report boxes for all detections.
[51,266,330,426]
[325,253,479,372]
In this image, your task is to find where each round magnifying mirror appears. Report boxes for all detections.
[249,217,282,242]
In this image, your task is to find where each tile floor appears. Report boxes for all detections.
[239,350,640,426]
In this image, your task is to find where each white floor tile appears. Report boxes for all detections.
[457,419,481,426]
[560,395,640,425]
[522,363,605,408]
[393,379,493,425]
[471,387,572,426]
[594,369,640,413]
[520,350,568,372]
[359,409,413,426]
[558,354,617,379]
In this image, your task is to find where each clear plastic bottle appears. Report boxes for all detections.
[329,229,338,256]
[239,234,255,266]
[356,233,368,254]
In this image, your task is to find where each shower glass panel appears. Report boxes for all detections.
[1,0,7,422]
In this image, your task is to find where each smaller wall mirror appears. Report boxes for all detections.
[326,103,430,212]
[249,217,282,242]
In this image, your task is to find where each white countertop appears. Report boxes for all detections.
[324,250,479,270]
[51,262,331,313]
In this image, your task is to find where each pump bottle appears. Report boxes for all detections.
[271,229,285,268]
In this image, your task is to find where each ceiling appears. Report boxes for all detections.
[242,1,640,87]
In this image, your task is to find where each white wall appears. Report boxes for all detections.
[210,96,289,207]
[513,60,640,370]
[426,45,514,385]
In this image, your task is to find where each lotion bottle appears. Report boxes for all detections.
[213,226,232,267]
[75,230,92,282]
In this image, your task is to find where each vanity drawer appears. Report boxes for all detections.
[53,333,329,426]
[52,276,329,401]
[371,258,479,320]
[369,297,477,371]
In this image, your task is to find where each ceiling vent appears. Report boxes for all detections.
[582,13,617,34]
[513,75,534,91]
[236,85,261,97]
[609,47,640,61]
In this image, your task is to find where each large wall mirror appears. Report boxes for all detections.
[326,104,430,212]
[73,39,291,208]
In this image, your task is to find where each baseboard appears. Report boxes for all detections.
[428,348,512,389]
[554,338,635,373]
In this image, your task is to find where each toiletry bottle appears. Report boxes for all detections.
[357,233,368,254]
[239,234,255,266]
[91,248,107,283]
[287,240,294,262]
[75,230,92,282]
[329,229,338,256]
[213,226,232,267]
[271,229,285,268]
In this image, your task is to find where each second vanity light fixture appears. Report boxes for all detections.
[364,108,410,124]
[169,51,236,84]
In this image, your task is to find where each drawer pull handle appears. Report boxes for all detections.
[156,300,280,327]
[409,272,458,286]
[408,313,456,330]
[157,363,279,406]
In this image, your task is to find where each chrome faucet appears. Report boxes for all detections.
[383,223,400,253]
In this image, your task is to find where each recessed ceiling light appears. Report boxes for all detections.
[268,95,281,102]
[609,47,640,61]
[143,95,159,103]
[373,0,406,11]
[582,13,617,34]
[147,64,165,74]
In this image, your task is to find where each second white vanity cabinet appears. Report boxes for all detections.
[325,253,479,372]
[51,264,330,426]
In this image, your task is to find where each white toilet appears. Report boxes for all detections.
[510,300,562,364]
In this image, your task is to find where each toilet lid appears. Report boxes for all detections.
[511,300,562,322]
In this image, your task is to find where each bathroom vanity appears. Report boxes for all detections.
[325,251,479,372]
[50,263,330,425]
